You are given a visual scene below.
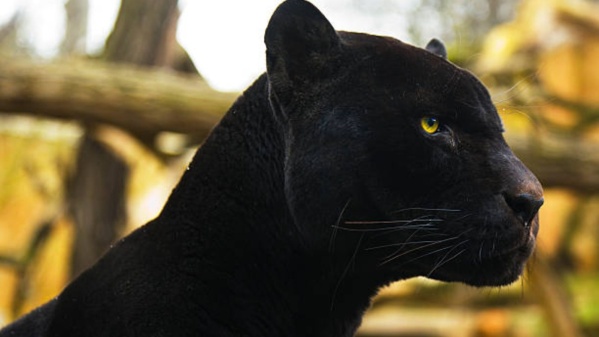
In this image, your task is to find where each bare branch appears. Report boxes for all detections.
[0,58,237,142]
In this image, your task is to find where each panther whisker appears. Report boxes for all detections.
[366,239,452,251]
[379,225,474,267]
[491,73,538,105]
[474,217,489,263]
[337,215,443,233]
[391,207,462,214]
[330,233,364,311]
[344,218,443,225]
[331,223,437,233]
[378,236,461,266]
[426,239,469,276]
[397,235,470,268]
[380,228,425,261]
[329,198,352,253]
[370,229,451,240]
[444,213,474,224]
[429,235,470,275]
[388,244,457,268]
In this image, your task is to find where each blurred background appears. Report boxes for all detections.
[0,0,598,336]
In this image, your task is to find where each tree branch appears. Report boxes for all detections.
[0,58,237,142]
[506,132,599,194]
[1,58,598,192]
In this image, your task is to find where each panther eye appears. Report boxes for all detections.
[420,117,440,134]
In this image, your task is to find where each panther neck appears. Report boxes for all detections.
[159,75,380,337]
[162,75,287,228]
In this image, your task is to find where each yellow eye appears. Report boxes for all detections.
[420,117,440,134]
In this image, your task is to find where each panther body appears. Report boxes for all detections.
[0,1,543,336]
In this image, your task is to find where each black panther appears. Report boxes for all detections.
[0,0,543,336]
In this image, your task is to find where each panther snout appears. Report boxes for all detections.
[503,192,544,227]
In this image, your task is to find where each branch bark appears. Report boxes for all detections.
[0,58,237,143]
[506,132,599,194]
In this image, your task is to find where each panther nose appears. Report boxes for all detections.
[504,193,544,227]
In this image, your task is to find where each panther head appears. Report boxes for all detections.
[265,0,543,287]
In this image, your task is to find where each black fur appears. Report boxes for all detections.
[0,1,543,336]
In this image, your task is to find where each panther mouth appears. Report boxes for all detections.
[418,212,539,287]
[488,218,538,259]
[465,225,537,286]
[343,201,540,287]
[486,233,535,262]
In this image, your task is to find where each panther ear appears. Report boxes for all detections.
[264,0,340,93]
[425,38,447,59]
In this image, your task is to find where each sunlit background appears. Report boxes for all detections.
[0,0,497,91]
[0,0,598,336]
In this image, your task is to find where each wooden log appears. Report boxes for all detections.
[0,58,237,142]
[506,132,599,194]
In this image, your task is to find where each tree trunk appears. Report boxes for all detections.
[67,0,185,278]
[0,13,21,54]
[103,0,180,68]
[61,0,89,55]
[67,135,129,277]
